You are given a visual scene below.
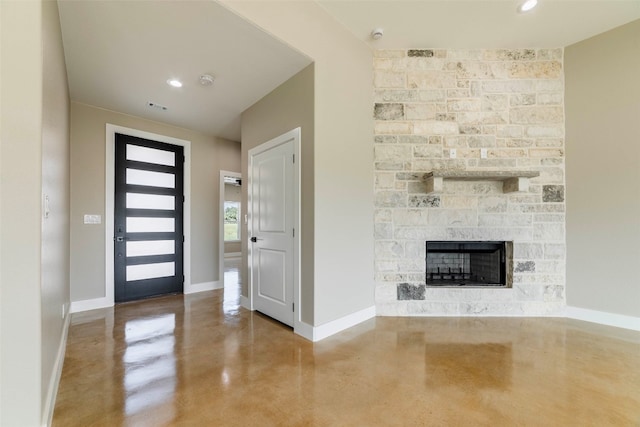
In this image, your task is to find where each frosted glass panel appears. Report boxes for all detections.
[127,217,175,232]
[126,169,175,188]
[127,193,175,210]
[127,144,175,166]
[127,262,175,281]
[127,240,175,257]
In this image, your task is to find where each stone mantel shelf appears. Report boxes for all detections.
[424,170,541,194]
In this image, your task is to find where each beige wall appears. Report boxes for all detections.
[224,1,375,326]
[224,183,241,254]
[565,19,640,317]
[70,102,240,302]
[1,0,70,424]
[241,64,315,324]
[41,0,71,421]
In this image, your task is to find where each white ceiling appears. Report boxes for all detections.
[58,1,640,141]
[58,1,312,141]
[318,0,640,49]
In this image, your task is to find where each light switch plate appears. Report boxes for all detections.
[449,149,457,159]
[84,214,102,224]
[481,148,488,159]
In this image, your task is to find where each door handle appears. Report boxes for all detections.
[250,236,262,243]
[114,236,125,242]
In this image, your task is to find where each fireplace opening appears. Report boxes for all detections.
[426,241,510,287]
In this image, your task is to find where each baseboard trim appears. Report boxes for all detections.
[184,281,222,294]
[42,312,70,427]
[566,306,640,331]
[240,295,251,310]
[70,296,112,313]
[295,305,377,342]
[224,252,241,259]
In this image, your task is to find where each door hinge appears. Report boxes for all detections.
[292,228,295,237]
[182,275,185,284]
[292,303,295,312]
[292,154,295,163]
[182,154,186,163]
[182,235,185,243]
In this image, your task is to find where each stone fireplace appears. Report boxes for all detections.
[374,48,566,316]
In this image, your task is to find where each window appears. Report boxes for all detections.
[224,202,241,241]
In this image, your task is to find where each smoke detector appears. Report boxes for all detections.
[199,74,215,86]
[371,28,384,40]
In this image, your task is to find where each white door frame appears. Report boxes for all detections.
[219,170,242,288]
[105,124,192,306]
[247,128,301,328]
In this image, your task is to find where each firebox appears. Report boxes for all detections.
[426,241,510,287]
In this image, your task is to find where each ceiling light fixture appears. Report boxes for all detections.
[371,28,384,40]
[199,74,215,86]
[167,79,183,88]
[517,0,538,13]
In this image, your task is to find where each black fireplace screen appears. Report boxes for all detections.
[426,241,507,287]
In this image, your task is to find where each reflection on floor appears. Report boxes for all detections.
[223,256,241,313]
[53,276,640,425]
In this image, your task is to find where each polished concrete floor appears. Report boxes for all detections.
[54,260,640,426]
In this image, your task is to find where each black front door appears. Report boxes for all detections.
[114,133,184,302]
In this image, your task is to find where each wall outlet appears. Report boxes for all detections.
[481,148,488,159]
[449,149,457,159]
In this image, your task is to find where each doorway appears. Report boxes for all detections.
[248,128,300,327]
[219,170,242,291]
[114,133,184,302]
[105,124,192,307]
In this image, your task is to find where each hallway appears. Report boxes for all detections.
[53,261,640,425]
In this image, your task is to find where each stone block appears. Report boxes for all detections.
[375,135,398,144]
[483,49,536,61]
[374,71,407,88]
[510,93,536,106]
[510,106,564,124]
[424,176,443,193]
[446,89,471,98]
[394,226,447,240]
[429,209,477,226]
[533,213,565,223]
[535,138,564,147]
[481,94,509,111]
[375,172,395,189]
[450,61,495,79]
[418,90,446,102]
[457,111,508,125]
[544,285,565,302]
[536,80,564,92]
[542,185,564,202]
[447,50,483,60]
[408,49,434,57]
[397,283,425,301]
[447,98,482,112]
[374,50,406,58]
[408,195,441,207]
[398,135,428,145]
[375,161,405,171]
[376,260,398,272]
[441,195,478,209]
[537,93,563,105]
[459,125,482,135]
[533,223,565,241]
[405,103,437,120]
[412,159,466,171]
[375,284,398,302]
[496,125,523,138]
[374,103,404,120]
[536,49,563,60]
[375,241,405,258]
[375,121,412,135]
[514,261,536,272]
[374,208,392,223]
[505,139,534,148]
[544,243,566,260]
[467,135,497,147]
[524,125,564,138]
[375,145,412,162]
[529,148,564,158]
[508,61,562,79]
[482,80,536,93]
[406,58,446,71]
[375,89,418,102]
[436,113,457,121]
[514,243,543,259]
[478,214,532,227]
[488,148,528,158]
[473,159,517,168]
[405,241,427,258]
[443,136,469,148]
[407,71,456,88]
[374,223,394,240]
[375,191,406,207]
[393,209,429,226]
[413,121,459,135]
[413,145,443,158]
[407,181,430,193]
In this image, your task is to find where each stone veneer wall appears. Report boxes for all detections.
[373,49,566,316]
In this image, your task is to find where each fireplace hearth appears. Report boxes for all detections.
[426,241,510,287]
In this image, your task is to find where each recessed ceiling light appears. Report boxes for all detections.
[199,74,214,86]
[167,79,183,88]
[517,0,538,13]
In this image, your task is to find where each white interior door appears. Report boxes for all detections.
[249,131,296,326]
